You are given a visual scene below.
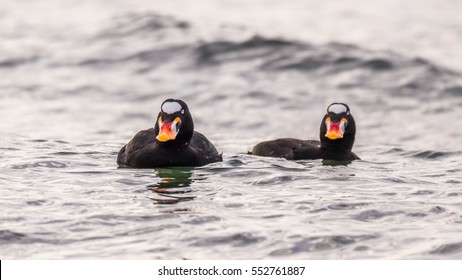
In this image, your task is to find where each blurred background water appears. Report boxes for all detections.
[1,0,462,259]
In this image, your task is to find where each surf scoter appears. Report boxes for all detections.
[117,99,222,168]
[251,103,359,161]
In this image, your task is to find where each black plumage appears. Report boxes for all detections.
[251,103,359,161]
[117,99,222,168]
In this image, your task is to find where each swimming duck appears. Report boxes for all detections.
[251,103,359,161]
[117,99,222,167]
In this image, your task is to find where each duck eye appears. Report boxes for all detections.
[181,109,184,114]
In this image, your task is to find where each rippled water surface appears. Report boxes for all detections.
[1,0,462,259]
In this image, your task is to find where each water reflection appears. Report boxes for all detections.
[322,159,353,166]
[147,167,196,204]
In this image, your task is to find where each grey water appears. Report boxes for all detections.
[1,0,462,259]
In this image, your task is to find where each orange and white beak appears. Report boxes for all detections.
[156,117,181,142]
[325,117,347,140]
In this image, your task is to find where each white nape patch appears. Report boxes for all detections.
[328,104,348,114]
[162,101,182,114]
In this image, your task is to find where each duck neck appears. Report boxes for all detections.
[321,136,355,152]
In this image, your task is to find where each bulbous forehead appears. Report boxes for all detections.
[161,101,183,114]
[327,103,349,114]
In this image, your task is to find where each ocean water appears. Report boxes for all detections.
[1,0,462,259]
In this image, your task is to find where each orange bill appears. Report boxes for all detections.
[156,117,181,142]
[325,117,347,140]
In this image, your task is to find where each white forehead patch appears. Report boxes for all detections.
[328,104,348,114]
[162,101,182,114]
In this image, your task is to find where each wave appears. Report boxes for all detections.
[0,56,40,68]
[97,12,189,38]
[270,234,379,255]
[430,241,462,255]
[382,147,462,159]
[75,12,462,98]
[3,12,461,103]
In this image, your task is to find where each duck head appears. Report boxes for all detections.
[154,99,194,146]
[319,103,356,151]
